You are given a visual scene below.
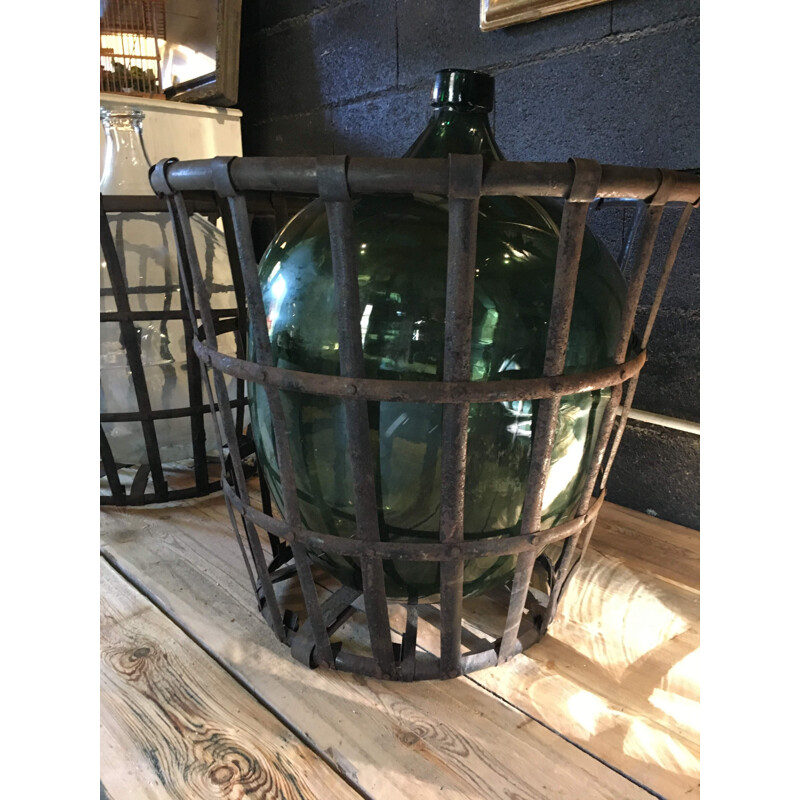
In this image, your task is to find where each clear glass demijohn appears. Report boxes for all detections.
[100,106,240,467]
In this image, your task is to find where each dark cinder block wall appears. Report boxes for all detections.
[237,0,700,529]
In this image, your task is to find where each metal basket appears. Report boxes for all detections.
[149,154,699,680]
[99,194,272,506]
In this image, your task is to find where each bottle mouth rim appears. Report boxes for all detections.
[431,68,494,112]
[101,106,146,122]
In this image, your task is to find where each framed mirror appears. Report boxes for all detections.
[163,0,242,106]
[480,0,611,31]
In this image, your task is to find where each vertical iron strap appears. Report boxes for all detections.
[171,188,286,637]
[547,387,626,623]
[176,225,210,494]
[216,198,252,445]
[100,425,125,504]
[401,600,419,682]
[317,155,396,678]
[154,159,289,644]
[439,153,484,678]
[162,187,259,600]
[642,202,694,349]
[212,160,335,658]
[600,181,672,492]
[545,171,681,624]
[498,158,601,663]
[100,197,168,499]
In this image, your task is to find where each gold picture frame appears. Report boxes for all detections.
[480,0,611,31]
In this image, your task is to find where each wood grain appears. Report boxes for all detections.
[100,559,362,800]
[198,493,701,798]
[192,492,701,796]
[592,502,700,591]
[101,499,654,800]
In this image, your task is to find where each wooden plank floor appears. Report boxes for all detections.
[100,491,699,800]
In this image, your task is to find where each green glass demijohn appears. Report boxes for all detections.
[248,69,627,602]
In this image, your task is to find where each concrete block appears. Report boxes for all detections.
[611,0,699,34]
[633,204,700,311]
[243,110,334,156]
[397,0,611,87]
[331,88,432,156]
[242,0,328,32]
[309,0,398,105]
[633,305,700,421]
[605,421,699,530]
[494,22,699,170]
[239,0,396,117]
[239,24,319,117]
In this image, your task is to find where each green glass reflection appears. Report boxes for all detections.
[249,73,627,602]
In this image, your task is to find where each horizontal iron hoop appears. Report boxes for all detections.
[222,477,604,561]
[100,480,224,507]
[195,338,645,403]
[100,308,239,323]
[157,158,700,205]
[100,396,247,423]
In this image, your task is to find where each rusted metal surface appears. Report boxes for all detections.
[159,157,700,205]
[439,154,483,678]
[318,156,395,676]
[498,158,601,664]
[192,338,647,402]
[150,154,699,681]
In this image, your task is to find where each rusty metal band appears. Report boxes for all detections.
[439,153,484,677]
[170,187,288,642]
[167,193,266,600]
[224,188,333,656]
[100,199,167,499]
[221,478,603,561]
[158,157,700,205]
[100,425,125,504]
[595,203,696,497]
[330,639,516,682]
[215,197,252,441]
[600,195,673,492]
[559,515,599,605]
[216,478,261,604]
[171,165,291,634]
[401,602,419,681]
[498,157,600,663]
[211,187,332,655]
[100,397,247,423]
[174,224,210,493]
[318,155,396,677]
[165,191,236,483]
[615,203,665,364]
[100,308,238,322]
[642,202,695,349]
[192,338,646,402]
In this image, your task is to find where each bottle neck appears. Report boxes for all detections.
[100,108,154,195]
[403,107,503,160]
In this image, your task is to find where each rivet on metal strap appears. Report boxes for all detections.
[448,153,483,199]
[211,156,238,197]
[149,157,179,197]
[567,157,602,203]
[650,168,678,206]
[316,155,351,201]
